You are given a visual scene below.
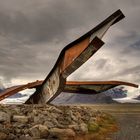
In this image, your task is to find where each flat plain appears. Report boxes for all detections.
[74,104,140,140]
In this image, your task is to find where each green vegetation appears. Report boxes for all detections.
[85,113,118,140]
[88,122,100,132]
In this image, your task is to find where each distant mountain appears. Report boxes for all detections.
[52,92,117,104]
[0,81,5,90]
[8,93,27,98]
[0,81,5,93]
[103,87,127,98]
[0,88,3,93]
[134,95,140,100]
[52,87,127,104]
[0,89,26,99]
[0,82,26,99]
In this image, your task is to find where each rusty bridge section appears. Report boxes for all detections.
[0,9,138,104]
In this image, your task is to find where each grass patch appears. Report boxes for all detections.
[86,113,118,140]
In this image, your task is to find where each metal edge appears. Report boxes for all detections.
[66,81,139,88]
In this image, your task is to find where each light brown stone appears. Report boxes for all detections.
[49,128,75,140]
[29,124,49,138]
[0,111,11,122]
[12,115,29,123]
[0,132,7,140]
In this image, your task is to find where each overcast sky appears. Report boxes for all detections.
[0,0,140,91]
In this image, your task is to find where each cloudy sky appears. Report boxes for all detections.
[0,0,140,91]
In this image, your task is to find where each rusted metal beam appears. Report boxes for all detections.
[61,37,104,78]
[25,10,125,104]
[26,37,104,104]
[0,80,138,102]
[0,10,126,104]
[64,81,139,94]
[0,80,43,101]
[66,81,138,87]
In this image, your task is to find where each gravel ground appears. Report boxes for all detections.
[112,113,140,140]
[0,104,118,140]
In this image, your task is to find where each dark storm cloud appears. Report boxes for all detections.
[0,0,104,44]
[0,0,112,83]
[118,35,140,56]
[0,6,79,44]
[130,40,140,50]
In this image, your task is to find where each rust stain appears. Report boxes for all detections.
[62,37,104,78]
[66,81,139,88]
[0,80,43,101]
[64,81,138,94]
[60,37,90,73]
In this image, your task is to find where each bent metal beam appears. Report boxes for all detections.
[26,37,104,103]
[1,9,136,104]
[64,81,139,94]
[25,9,125,104]
[23,10,122,103]
[0,80,138,102]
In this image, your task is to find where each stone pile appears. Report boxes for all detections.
[0,105,118,140]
